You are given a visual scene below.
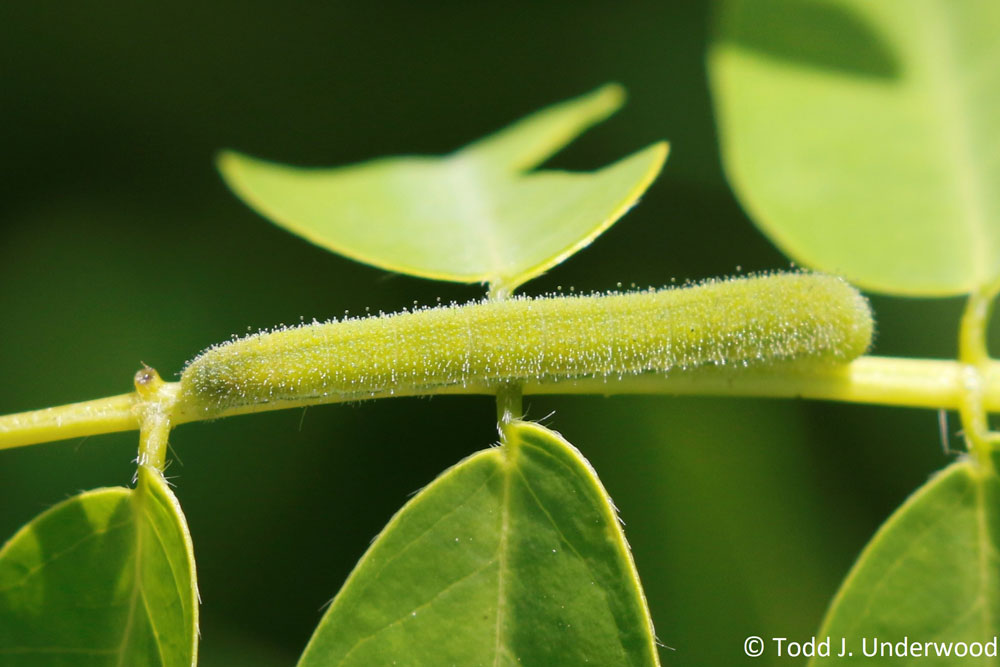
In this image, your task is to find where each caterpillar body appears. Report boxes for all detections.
[178,273,873,416]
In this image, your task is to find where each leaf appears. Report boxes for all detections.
[710,0,1000,296]
[218,85,667,295]
[0,466,198,666]
[810,461,1000,666]
[298,420,659,666]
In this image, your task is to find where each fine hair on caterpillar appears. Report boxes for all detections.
[177,272,873,417]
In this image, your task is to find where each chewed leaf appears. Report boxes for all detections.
[710,0,1000,296]
[0,466,198,666]
[218,85,667,295]
[460,83,625,172]
[297,420,660,666]
[810,461,1000,666]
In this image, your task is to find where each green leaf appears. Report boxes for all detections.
[710,0,1000,296]
[218,85,667,296]
[0,466,198,666]
[810,460,1000,666]
[298,420,659,666]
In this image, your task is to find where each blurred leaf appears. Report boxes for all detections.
[710,0,1000,296]
[0,466,198,666]
[218,85,667,295]
[298,420,659,666]
[811,460,1000,665]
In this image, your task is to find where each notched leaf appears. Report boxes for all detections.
[219,85,667,295]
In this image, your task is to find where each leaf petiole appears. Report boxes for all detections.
[4,356,1000,452]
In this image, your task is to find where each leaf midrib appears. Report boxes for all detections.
[448,156,505,286]
[973,475,999,664]
[493,451,512,667]
[115,490,146,667]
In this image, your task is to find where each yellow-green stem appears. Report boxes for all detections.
[5,356,1000,452]
[133,367,179,471]
[496,382,524,426]
[0,393,139,450]
[957,278,1000,472]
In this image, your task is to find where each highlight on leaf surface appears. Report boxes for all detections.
[810,460,1000,666]
[0,466,198,667]
[710,0,1000,296]
[177,272,873,418]
[217,84,668,295]
[297,420,660,666]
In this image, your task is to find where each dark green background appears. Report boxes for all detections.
[0,3,963,665]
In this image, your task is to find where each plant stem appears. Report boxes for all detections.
[4,355,1000,451]
[496,382,524,426]
[134,367,177,471]
[0,393,139,450]
[956,278,1000,472]
[531,356,1000,409]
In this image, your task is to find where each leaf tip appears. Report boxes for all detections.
[649,140,670,168]
[590,82,627,115]
[215,149,247,180]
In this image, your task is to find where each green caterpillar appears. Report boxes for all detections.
[178,272,873,416]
